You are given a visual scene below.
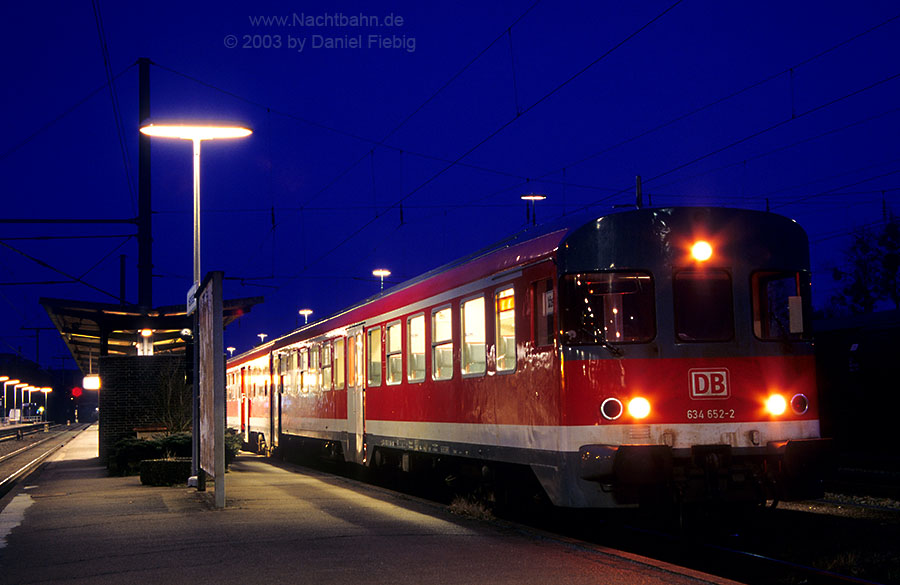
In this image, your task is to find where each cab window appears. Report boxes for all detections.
[673,269,733,342]
[752,271,811,340]
[560,272,655,344]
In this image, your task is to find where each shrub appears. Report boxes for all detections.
[225,428,243,466]
[109,431,241,476]
[140,458,192,486]
[108,432,192,476]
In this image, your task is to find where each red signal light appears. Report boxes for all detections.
[72,387,83,398]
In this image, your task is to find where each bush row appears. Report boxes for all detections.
[140,458,192,486]
[108,429,244,476]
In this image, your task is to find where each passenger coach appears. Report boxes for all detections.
[227,207,831,508]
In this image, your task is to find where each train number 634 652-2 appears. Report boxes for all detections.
[686,409,736,420]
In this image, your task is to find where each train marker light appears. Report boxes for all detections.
[766,394,787,416]
[791,393,809,415]
[600,397,624,420]
[628,397,651,419]
[691,241,713,262]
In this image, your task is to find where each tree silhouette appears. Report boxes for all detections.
[829,216,900,315]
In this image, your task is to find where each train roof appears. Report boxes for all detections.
[229,206,806,365]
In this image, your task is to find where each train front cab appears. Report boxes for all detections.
[555,208,832,507]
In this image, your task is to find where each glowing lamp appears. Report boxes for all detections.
[299,309,313,324]
[83,374,101,391]
[691,241,713,262]
[766,394,787,416]
[139,123,252,140]
[140,328,153,337]
[373,269,391,291]
[139,120,252,286]
[520,193,547,201]
[628,397,651,419]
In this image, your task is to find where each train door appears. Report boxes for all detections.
[270,354,280,452]
[346,325,366,464]
[240,366,249,443]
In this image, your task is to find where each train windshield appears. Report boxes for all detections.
[752,270,812,340]
[673,269,734,342]
[560,272,655,344]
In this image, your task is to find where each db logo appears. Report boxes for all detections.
[689,368,730,399]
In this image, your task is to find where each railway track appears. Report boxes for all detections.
[0,424,89,500]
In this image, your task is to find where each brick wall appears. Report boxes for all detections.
[98,355,187,462]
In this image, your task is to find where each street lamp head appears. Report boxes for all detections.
[372,269,391,278]
[140,121,252,141]
[520,193,547,201]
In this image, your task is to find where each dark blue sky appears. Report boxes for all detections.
[2,1,899,369]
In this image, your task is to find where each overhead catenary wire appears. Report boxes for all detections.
[91,0,137,216]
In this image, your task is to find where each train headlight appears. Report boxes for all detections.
[691,241,713,262]
[628,397,651,419]
[766,394,787,416]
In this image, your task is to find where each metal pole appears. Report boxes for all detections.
[193,139,201,285]
[138,57,152,310]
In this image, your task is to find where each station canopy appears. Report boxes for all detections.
[41,296,262,374]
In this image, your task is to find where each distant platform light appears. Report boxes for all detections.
[373,269,391,291]
[83,374,101,391]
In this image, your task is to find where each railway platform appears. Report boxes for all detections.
[0,426,741,585]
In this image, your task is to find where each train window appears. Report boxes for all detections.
[532,279,554,347]
[299,349,308,393]
[560,272,655,344]
[321,343,333,391]
[408,314,426,382]
[386,321,403,385]
[348,335,358,388]
[334,337,345,390]
[461,296,486,375]
[308,344,320,392]
[752,271,811,340]
[432,307,454,380]
[673,269,734,342]
[367,327,383,386]
[496,288,516,371]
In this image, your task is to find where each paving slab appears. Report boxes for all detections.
[0,426,741,585]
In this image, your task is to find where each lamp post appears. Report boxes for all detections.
[520,193,547,225]
[2,378,19,420]
[298,309,313,325]
[40,388,52,422]
[139,121,252,288]
[258,333,268,344]
[141,121,251,491]
[227,347,236,358]
[372,268,391,291]
[13,383,27,418]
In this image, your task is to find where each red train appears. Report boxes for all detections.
[226,207,831,508]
